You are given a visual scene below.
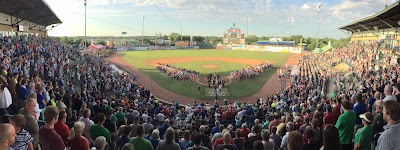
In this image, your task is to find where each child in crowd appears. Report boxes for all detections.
[9,114,34,150]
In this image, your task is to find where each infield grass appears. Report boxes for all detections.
[122,49,291,99]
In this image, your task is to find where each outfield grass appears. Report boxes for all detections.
[122,50,291,99]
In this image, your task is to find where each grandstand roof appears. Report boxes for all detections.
[339,1,400,33]
[0,0,61,27]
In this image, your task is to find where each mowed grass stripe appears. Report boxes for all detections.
[122,50,291,99]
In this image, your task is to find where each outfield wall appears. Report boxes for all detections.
[217,45,302,53]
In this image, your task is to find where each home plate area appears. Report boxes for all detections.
[205,88,230,97]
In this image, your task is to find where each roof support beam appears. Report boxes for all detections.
[379,19,395,29]
[12,6,46,26]
[339,29,352,36]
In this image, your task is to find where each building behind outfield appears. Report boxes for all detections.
[0,0,61,37]
[339,1,400,49]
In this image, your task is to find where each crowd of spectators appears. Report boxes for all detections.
[231,62,273,80]
[0,35,399,150]
[157,63,199,81]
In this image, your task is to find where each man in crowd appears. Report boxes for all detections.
[9,114,34,150]
[0,124,16,150]
[382,85,396,102]
[90,113,111,150]
[19,98,39,149]
[54,110,70,146]
[376,101,400,150]
[39,106,65,150]
[281,122,294,150]
[129,126,153,150]
[335,100,356,150]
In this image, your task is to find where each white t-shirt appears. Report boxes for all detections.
[78,117,94,142]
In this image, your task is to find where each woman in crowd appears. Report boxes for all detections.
[69,121,90,150]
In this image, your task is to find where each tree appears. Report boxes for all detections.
[193,36,205,42]
[246,35,258,45]
[96,40,107,46]
[169,33,180,42]
[259,36,269,41]
[60,37,74,45]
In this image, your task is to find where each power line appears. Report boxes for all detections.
[54,6,154,35]
[148,0,185,34]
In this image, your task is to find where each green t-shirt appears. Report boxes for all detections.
[116,112,126,121]
[129,137,153,150]
[354,125,373,150]
[90,124,111,150]
[335,110,356,144]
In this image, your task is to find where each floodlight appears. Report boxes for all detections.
[373,26,379,31]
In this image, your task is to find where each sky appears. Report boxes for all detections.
[44,0,398,39]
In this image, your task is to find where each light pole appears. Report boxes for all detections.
[246,17,249,38]
[141,16,145,45]
[180,16,183,41]
[288,17,294,41]
[316,4,321,50]
[84,0,87,50]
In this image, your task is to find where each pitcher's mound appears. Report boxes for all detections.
[202,65,218,69]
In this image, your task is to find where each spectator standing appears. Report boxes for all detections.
[233,129,245,150]
[39,106,65,150]
[19,98,39,149]
[90,113,111,150]
[324,105,335,127]
[69,121,90,150]
[246,125,263,150]
[335,100,356,150]
[280,122,294,150]
[9,114,34,150]
[382,85,396,102]
[0,124,16,150]
[261,129,275,150]
[376,101,400,150]
[287,131,303,150]
[148,129,160,150]
[116,126,131,150]
[354,112,373,150]
[78,108,94,143]
[270,126,281,150]
[215,132,238,150]
[54,110,70,146]
[156,128,181,150]
[320,124,342,150]
[186,133,209,150]
[129,126,153,150]
[302,127,321,150]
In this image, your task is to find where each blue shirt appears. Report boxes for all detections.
[367,97,376,112]
[353,102,367,124]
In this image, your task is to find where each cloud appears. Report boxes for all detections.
[301,4,310,10]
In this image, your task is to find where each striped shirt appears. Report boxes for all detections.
[19,108,39,149]
[10,129,34,150]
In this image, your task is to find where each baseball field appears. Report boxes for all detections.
[116,49,292,100]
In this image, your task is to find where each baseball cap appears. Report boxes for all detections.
[359,112,373,123]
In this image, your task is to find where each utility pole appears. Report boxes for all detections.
[84,0,87,50]
[180,16,183,41]
[316,4,321,50]
[246,17,249,37]
[288,17,294,41]
[142,16,144,45]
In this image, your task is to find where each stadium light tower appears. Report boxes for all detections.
[180,16,183,41]
[288,17,294,41]
[141,16,145,45]
[316,4,321,50]
[84,0,87,50]
[246,17,249,38]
